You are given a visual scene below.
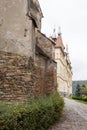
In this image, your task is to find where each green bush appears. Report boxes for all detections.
[72,96,87,102]
[81,97,87,102]
[0,93,64,130]
[72,96,82,100]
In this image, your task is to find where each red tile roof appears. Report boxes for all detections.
[56,34,65,50]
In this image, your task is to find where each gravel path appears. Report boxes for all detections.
[49,98,87,130]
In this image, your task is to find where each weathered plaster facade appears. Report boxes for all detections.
[0,0,36,58]
[0,0,57,102]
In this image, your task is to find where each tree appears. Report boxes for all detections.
[81,84,87,97]
[75,84,81,97]
[81,84,87,89]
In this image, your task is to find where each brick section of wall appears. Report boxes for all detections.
[34,66,45,96]
[35,54,57,95]
[45,62,57,94]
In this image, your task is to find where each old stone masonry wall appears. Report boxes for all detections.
[0,51,35,101]
[0,0,57,102]
[0,51,56,102]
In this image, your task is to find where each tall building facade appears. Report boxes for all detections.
[51,30,72,96]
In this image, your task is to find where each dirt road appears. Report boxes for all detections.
[49,98,87,130]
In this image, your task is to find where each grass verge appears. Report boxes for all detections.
[69,96,87,105]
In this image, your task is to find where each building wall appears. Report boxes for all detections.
[0,51,35,102]
[0,0,36,58]
[35,31,57,95]
[55,47,72,96]
[0,0,57,102]
[29,0,43,30]
[35,54,57,95]
[0,50,57,102]
[36,31,55,60]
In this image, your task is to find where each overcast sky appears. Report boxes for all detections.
[39,0,87,81]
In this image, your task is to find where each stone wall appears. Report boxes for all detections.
[36,31,55,60]
[0,0,57,102]
[28,0,43,29]
[0,51,35,101]
[0,51,57,102]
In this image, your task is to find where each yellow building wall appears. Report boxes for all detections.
[55,47,72,96]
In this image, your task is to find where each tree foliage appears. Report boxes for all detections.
[75,84,81,97]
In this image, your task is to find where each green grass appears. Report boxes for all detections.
[69,96,87,105]
[73,99,87,104]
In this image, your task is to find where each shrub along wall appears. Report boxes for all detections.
[0,93,64,130]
